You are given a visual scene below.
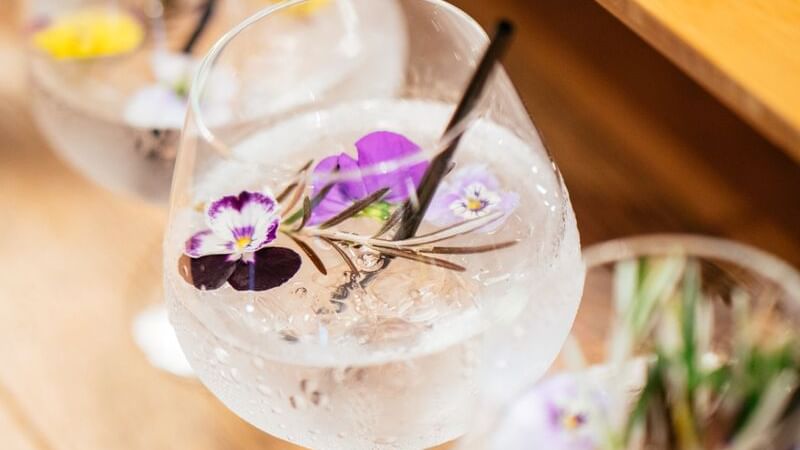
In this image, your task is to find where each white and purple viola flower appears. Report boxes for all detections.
[490,374,606,450]
[124,51,237,130]
[308,131,429,225]
[427,164,519,232]
[180,191,301,292]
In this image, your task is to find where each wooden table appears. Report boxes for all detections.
[595,0,800,163]
[1,1,798,449]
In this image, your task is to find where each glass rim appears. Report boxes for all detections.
[187,0,485,153]
[582,233,800,300]
[184,0,567,188]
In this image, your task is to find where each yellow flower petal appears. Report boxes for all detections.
[32,9,144,60]
[270,0,331,17]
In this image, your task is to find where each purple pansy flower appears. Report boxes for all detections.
[427,164,519,232]
[308,131,429,225]
[180,191,301,292]
[490,374,605,450]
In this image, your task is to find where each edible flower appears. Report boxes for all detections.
[124,51,237,130]
[427,164,519,232]
[32,8,144,60]
[308,131,429,225]
[180,191,301,291]
[490,374,605,450]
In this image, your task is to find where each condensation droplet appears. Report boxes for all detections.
[253,357,265,369]
[358,252,379,268]
[214,347,230,364]
[295,287,308,297]
[376,436,397,445]
[289,395,307,410]
[258,384,273,397]
[230,367,241,382]
[311,391,329,408]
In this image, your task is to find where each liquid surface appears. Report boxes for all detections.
[166,99,584,449]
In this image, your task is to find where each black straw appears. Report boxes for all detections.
[181,0,216,54]
[393,19,516,241]
[329,20,516,299]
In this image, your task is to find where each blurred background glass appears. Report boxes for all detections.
[459,234,800,449]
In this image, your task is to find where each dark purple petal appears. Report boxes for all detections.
[208,191,275,220]
[178,254,237,290]
[356,131,429,202]
[248,217,280,251]
[264,220,279,244]
[309,153,366,225]
[311,153,365,199]
[227,247,302,292]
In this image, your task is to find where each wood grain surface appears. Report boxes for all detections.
[1,0,798,449]
[594,0,800,163]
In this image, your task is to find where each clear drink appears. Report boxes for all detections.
[165,99,583,449]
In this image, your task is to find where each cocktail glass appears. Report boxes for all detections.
[458,234,800,449]
[164,1,583,448]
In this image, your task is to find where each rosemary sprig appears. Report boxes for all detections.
[371,204,406,238]
[392,211,505,247]
[297,211,505,250]
[286,234,327,275]
[415,240,519,255]
[278,159,314,209]
[368,246,466,272]
[320,237,360,277]
[295,158,314,174]
[284,181,334,225]
[319,187,390,230]
[292,197,312,231]
[282,180,306,216]
[276,181,299,203]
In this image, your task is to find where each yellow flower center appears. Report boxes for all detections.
[270,0,331,16]
[561,414,583,431]
[235,236,253,250]
[466,197,484,211]
[32,9,144,60]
